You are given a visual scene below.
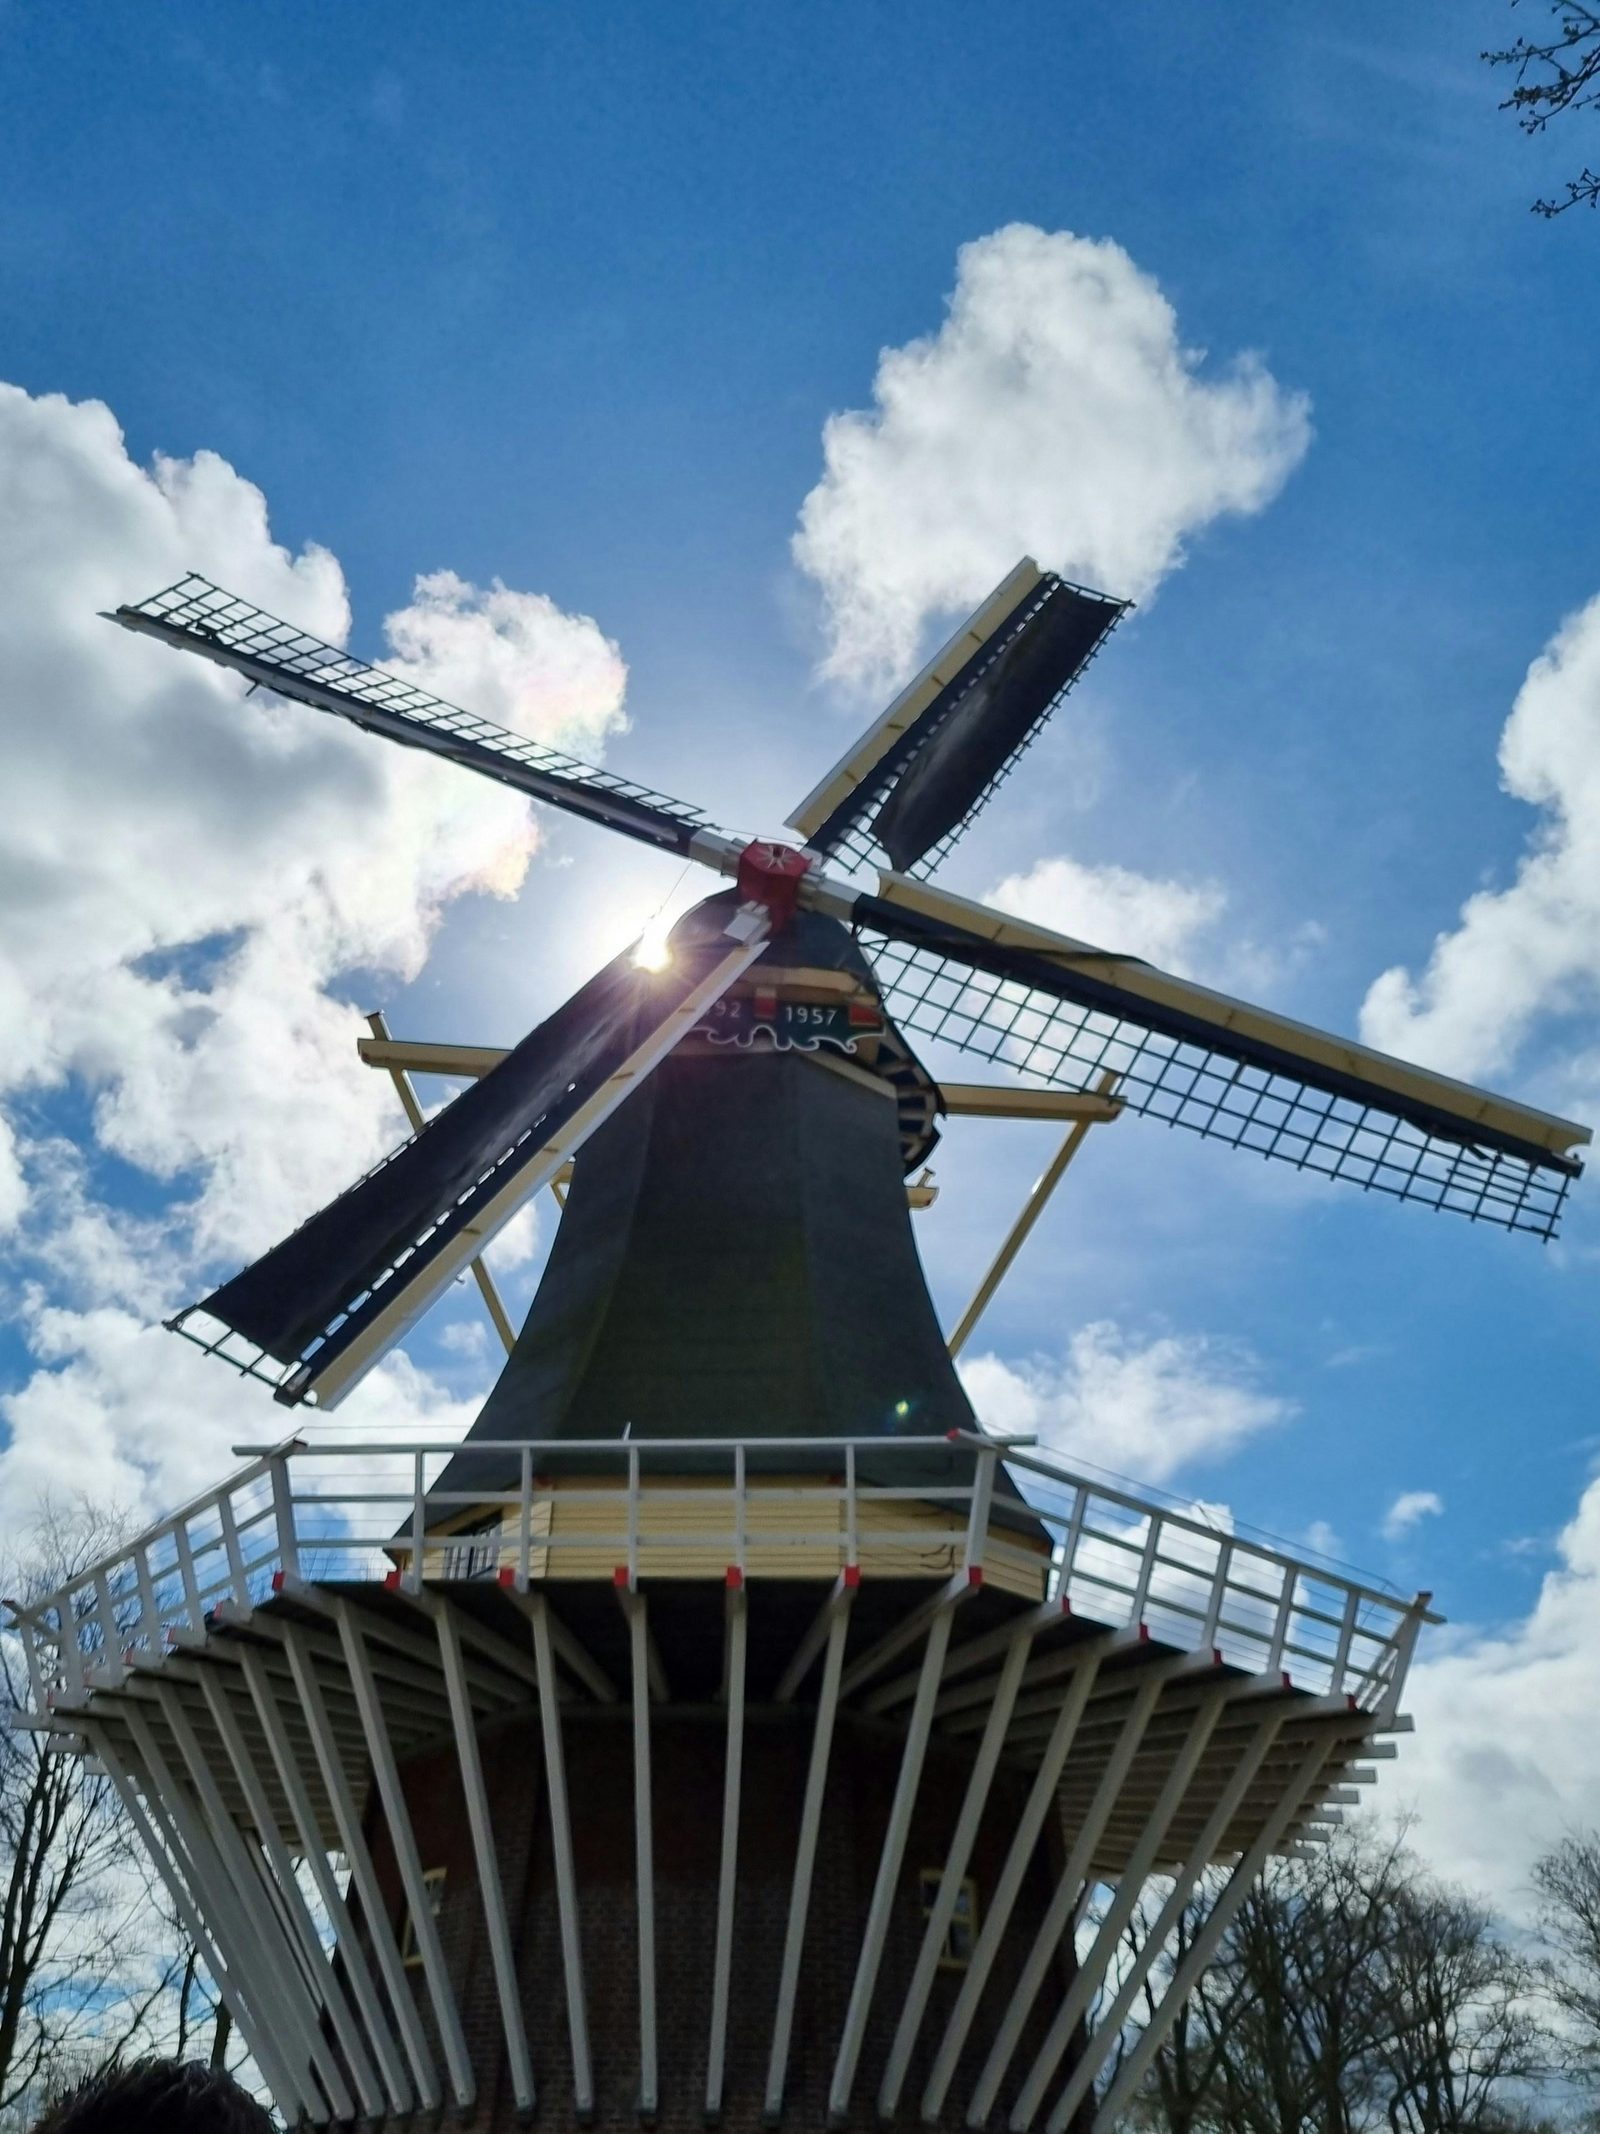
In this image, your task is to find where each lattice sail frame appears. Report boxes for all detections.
[860,931,1573,1236]
[115,575,722,854]
[110,566,1587,1264]
[818,572,1127,882]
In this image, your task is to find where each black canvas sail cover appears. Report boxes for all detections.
[870,579,1123,872]
[430,900,1019,1510]
[196,930,750,1369]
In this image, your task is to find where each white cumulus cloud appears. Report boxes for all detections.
[1401,1470,1600,1917]
[382,568,628,750]
[794,223,1312,690]
[988,852,1226,970]
[960,1320,1293,1486]
[0,380,628,1532]
[0,1296,482,1530]
[0,382,626,1262]
[1382,1488,1444,1541]
[1361,590,1600,1092]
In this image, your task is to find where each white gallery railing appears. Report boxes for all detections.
[7,1431,1433,1720]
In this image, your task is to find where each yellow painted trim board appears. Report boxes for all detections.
[875,871,1590,1160]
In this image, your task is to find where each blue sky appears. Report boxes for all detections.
[2,0,1598,1899]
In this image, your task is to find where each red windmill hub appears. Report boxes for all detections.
[735,838,813,929]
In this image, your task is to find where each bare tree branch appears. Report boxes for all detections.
[0,1500,214,2121]
[1533,1828,1600,2085]
[1485,1,1600,214]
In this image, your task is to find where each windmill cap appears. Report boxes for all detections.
[670,888,881,983]
[668,889,941,1172]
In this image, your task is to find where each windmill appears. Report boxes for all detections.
[8,557,1588,2134]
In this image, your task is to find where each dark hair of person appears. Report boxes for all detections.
[31,2058,276,2134]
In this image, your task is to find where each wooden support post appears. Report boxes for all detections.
[90,1721,304,2119]
[967,1664,1176,2125]
[878,1619,1038,2118]
[334,1601,477,2115]
[948,1069,1120,1359]
[707,1576,748,2123]
[775,1571,856,1704]
[1046,1710,1289,2132]
[193,1668,383,2118]
[231,1644,413,2115]
[152,1687,356,2122]
[919,1634,1115,2121]
[529,1595,594,2119]
[621,1586,659,2121]
[366,1009,517,1355]
[1090,1736,1341,2132]
[430,1598,537,2116]
[1009,1679,1235,2127]
[829,1592,965,2121]
[273,1621,442,2110]
[765,1585,854,2122]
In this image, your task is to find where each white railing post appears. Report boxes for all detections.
[218,1492,249,1605]
[131,1547,163,1659]
[1266,1565,1298,1674]
[172,1518,204,1632]
[1055,1481,1089,1603]
[734,1442,747,1579]
[91,1569,119,1668]
[269,1453,300,1581]
[1200,1536,1234,1647]
[1129,1512,1162,1620]
[518,1447,533,1588]
[1332,1585,1361,1692]
[1377,1593,1431,1721]
[58,1598,85,1700]
[408,1450,426,1592]
[627,1442,641,1589]
[845,1443,858,1571]
[964,1442,997,1578]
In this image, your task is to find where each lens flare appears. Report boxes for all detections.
[633,912,673,971]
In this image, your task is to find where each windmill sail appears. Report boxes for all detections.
[789,561,1126,877]
[853,872,1589,1237]
[177,923,768,1406]
[111,576,719,857]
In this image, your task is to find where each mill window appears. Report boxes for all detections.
[401,1866,448,1966]
[918,1868,979,1970]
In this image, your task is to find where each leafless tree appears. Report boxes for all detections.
[1532,1830,1600,2090]
[1208,1827,1416,2134]
[1113,1880,1242,2134]
[1485,2,1600,214]
[1111,1825,1558,2134]
[1376,1882,1547,2133]
[0,1500,225,2120]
